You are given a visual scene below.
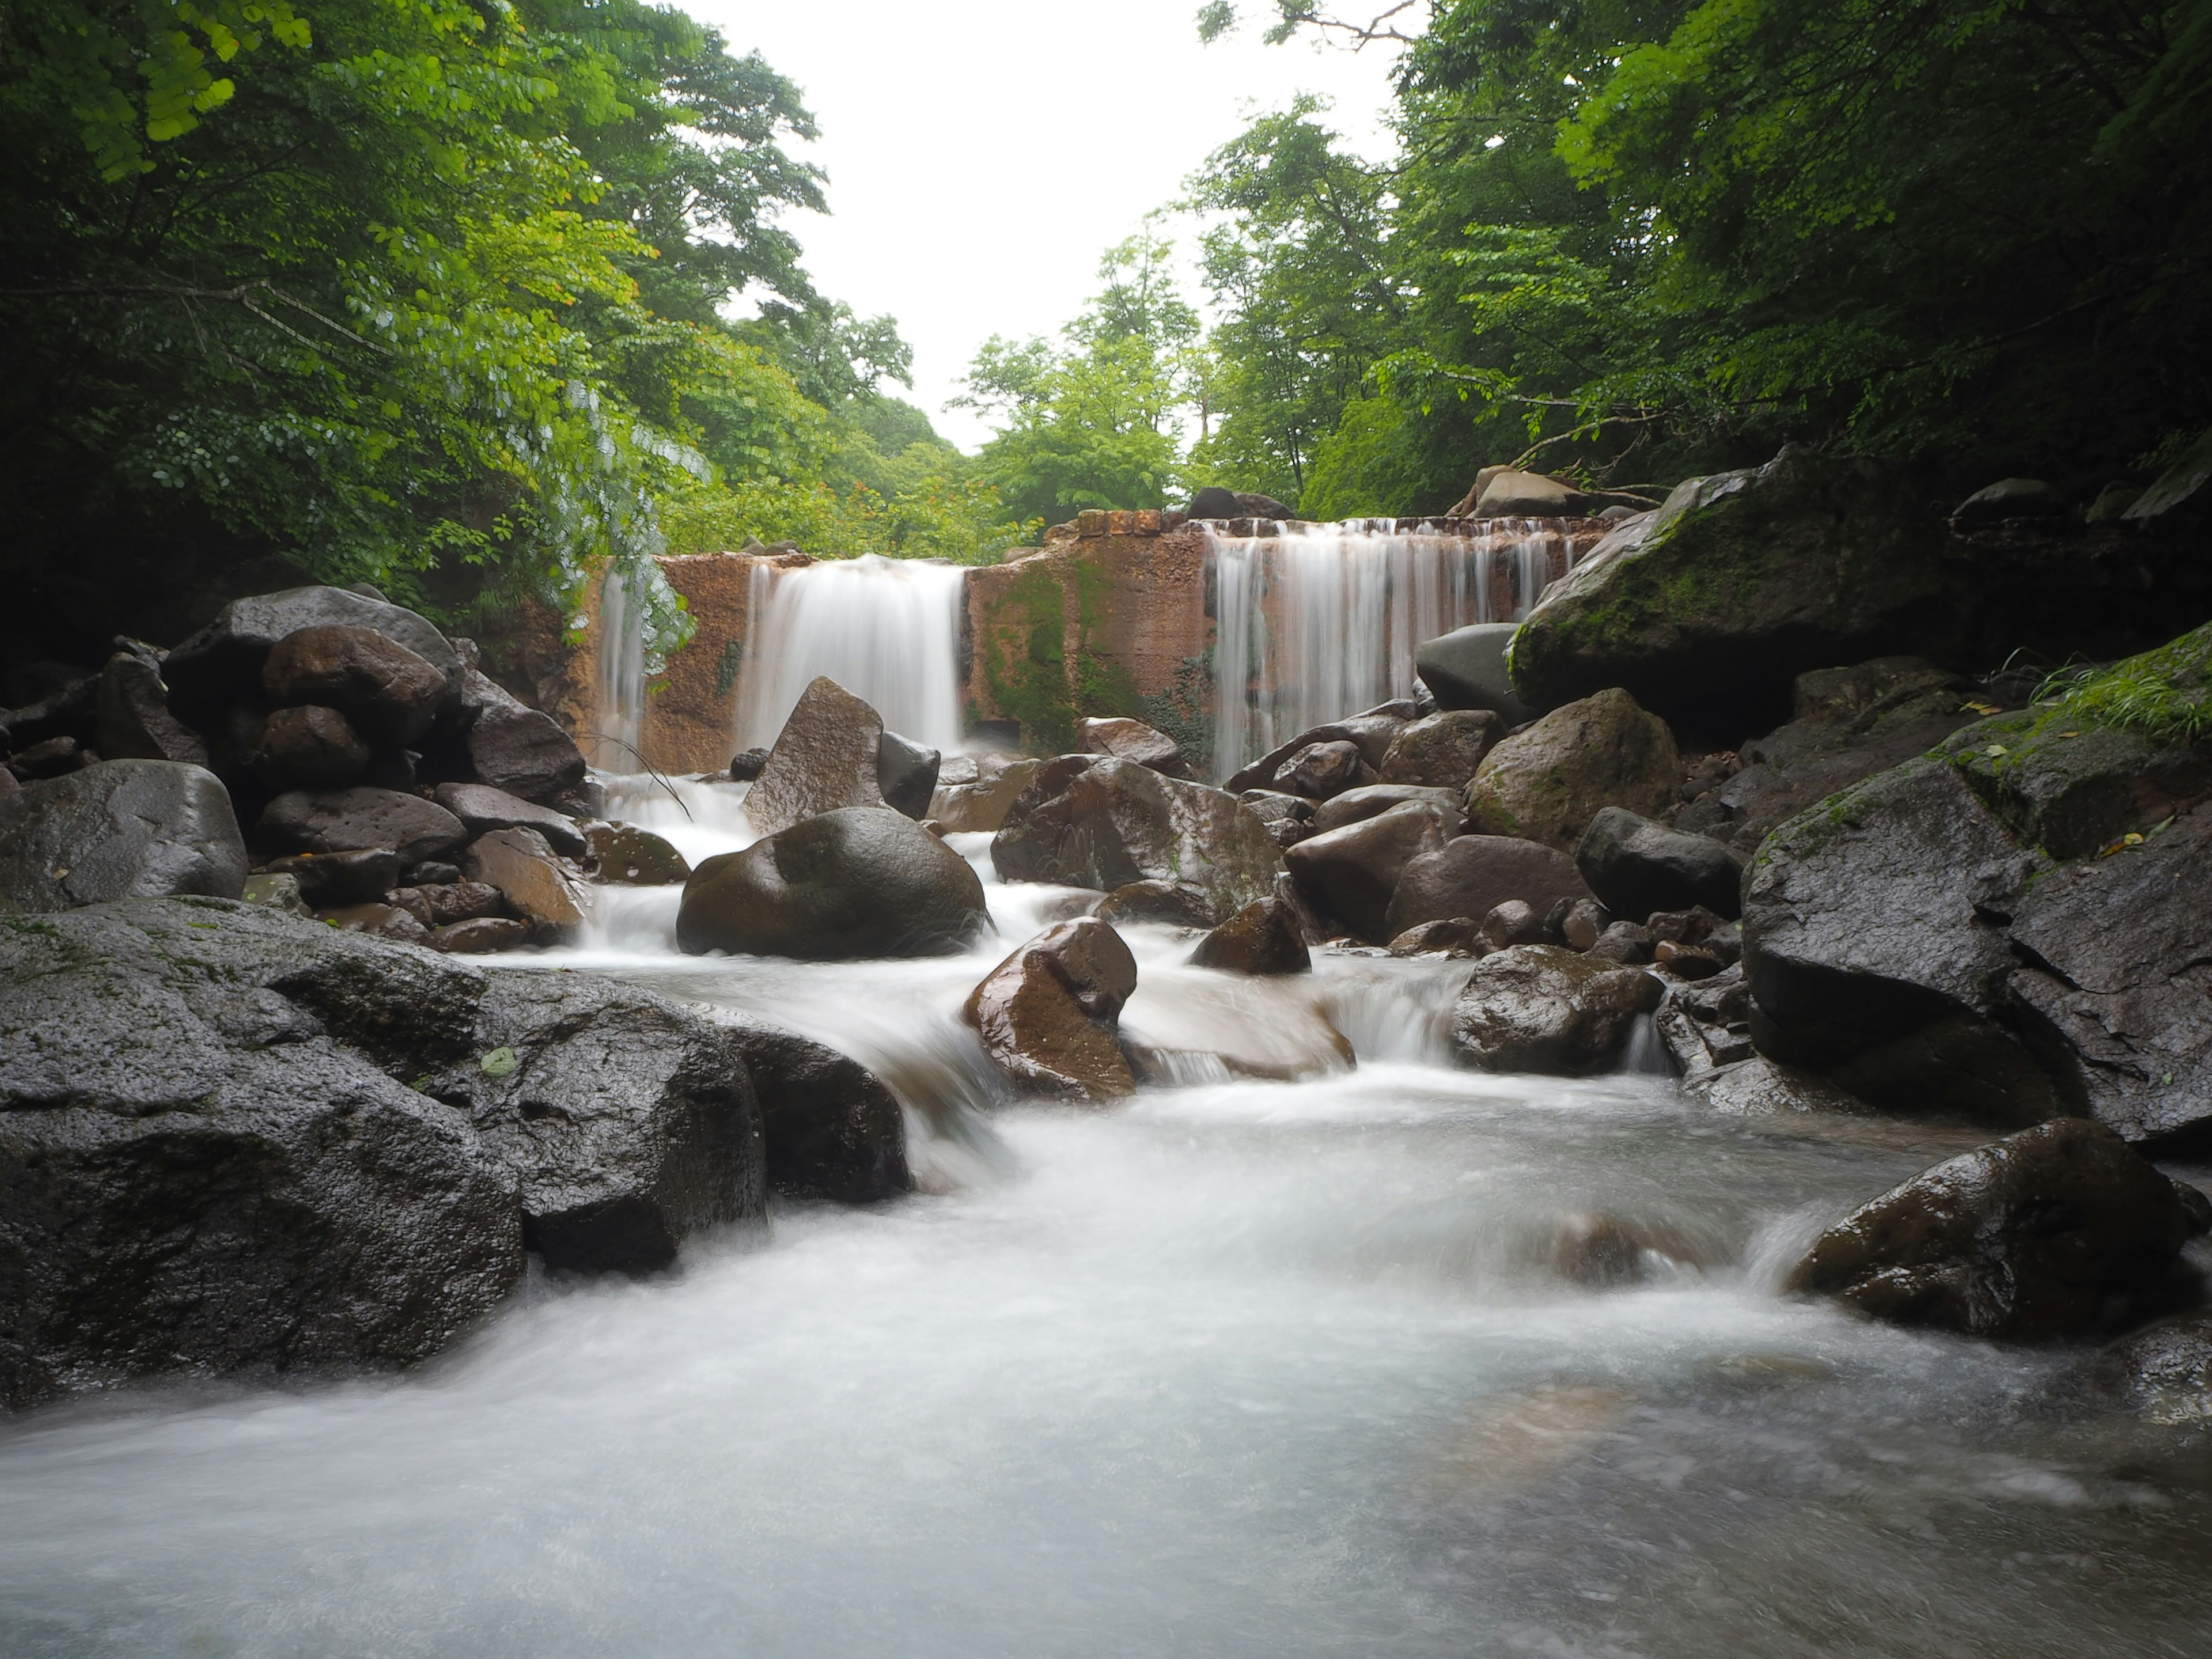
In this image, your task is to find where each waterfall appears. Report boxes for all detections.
[733,554,967,752]
[1207,517,1586,781]
[594,567,647,772]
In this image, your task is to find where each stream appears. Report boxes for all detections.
[2,777,2209,1657]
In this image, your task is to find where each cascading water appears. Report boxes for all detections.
[1207,517,1589,780]
[733,553,967,752]
[593,566,648,772]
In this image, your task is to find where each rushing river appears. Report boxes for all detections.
[3,781,2210,1658]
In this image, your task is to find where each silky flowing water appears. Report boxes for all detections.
[5,794,2211,1658]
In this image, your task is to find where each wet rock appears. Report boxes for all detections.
[1785,1119,2194,1338]
[1239,789,1318,849]
[746,676,891,836]
[241,871,308,914]
[1388,917,1486,958]
[1940,707,2210,862]
[262,624,449,749]
[1687,1056,1874,1116]
[680,806,988,959]
[1588,921,1655,964]
[1480,899,1548,951]
[462,827,584,943]
[725,1023,911,1203]
[1283,799,1456,941]
[321,901,431,944]
[419,879,506,927]
[259,786,468,866]
[95,650,207,765]
[1416,622,1537,722]
[1094,880,1217,929]
[406,859,460,885]
[432,782,589,858]
[1575,807,1743,922]
[1311,782,1464,835]
[1222,705,1411,794]
[1381,833,1594,940]
[432,916,531,954]
[1509,446,1946,728]
[930,756,1043,834]
[585,823,690,886]
[1450,944,1664,1075]
[1653,939,1722,978]
[5,736,93,781]
[963,917,1139,1101]
[1188,896,1310,975]
[0,760,247,910]
[1648,906,1739,963]
[164,586,461,721]
[1379,710,1505,789]
[2123,426,2212,522]
[993,757,1283,925]
[1560,897,1612,951]
[1464,688,1680,851]
[876,730,941,820]
[450,668,587,805]
[1078,716,1194,779]
[266,847,402,908]
[250,704,371,790]
[1953,478,2065,524]
[1274,739,1374,800]
[728,746,770,782]
[2093,1312,2212,1422]
[0,899,521,1407]
[0,671,99,756]
[1547,1213,1712,1286]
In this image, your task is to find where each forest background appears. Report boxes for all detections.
[5,0,2206,670]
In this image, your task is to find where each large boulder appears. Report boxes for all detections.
[261,624,449,748]
[164,586,461,720]
[1575,807,1743,922]
[1785,1119,2194,1338]
[1462,688,1681,850]
[1272,739,1374,800]
[1506,446,1946,728]
[1450,944,1664,1075]
[1310,782,1463,834]
[1078,715,1194,779]
[930,757,1043,833]
[249,704,371,791]
[963,917,1139,1101]
[259,786,469,865]
[1282,800,1456,941]
[746,676,890,837]
[1415,623,1537,722]
[992,757,1283,925]
[725,1023,911,1203]
[433,781,589,857]
[876,730,941,820]
[1378,709,1505,789]
[679,805,987,959]
[448,668,588,805]
[1188,896,1310,976]
[0,899,523,1407]
[461,827,584,943]
[1382,833,1592,938]
[94,649,207,765]
[0,760,247,910]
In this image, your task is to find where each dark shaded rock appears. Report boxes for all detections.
[993,757,1283,925]
[95,651,207,765]
[433,916,531,954]
[1235,490,1294,520]
[267,848,402,908]
[1388,918,1486,958]
[1940,709,2211,862]
[2123,426,2212,522]
[1311,782,1464,835]
[1188,485,1242,519]
[452,668,587,805]
[5,736,93,780]
[1418,622,1542,721]
[1274,738,1373,800]
[0,760,247,910]
[876,730,941,820]
[1379,709,1505,789]
[585,822,690,885]
[462,827,584,942]
[728,746,771,782]
[433,781,588,857]
[250,704,370,790]
[1654,963,1755,1078]
[1508,446,1947,729]
[1464,688,1681,851]
[681,806,987,959]
[1238,789,1317,849]
[407,859,461,885]
[1953,478,2065,524]
[963,917,1139,1101]
[747,676,889,836]
[1588,921,1655,964]
[1189,896,1310,975]
[164,586,461,721]
[1786,1120,2193,1337]
[0,671,99,755]
[262,624,448,749]
[1382,833,1593,939]
[361,747,421,792]
[726,1023,911,1202]
[259,786,468,866]
[1283,800,1456,941]
[0,899,521,1407]
[1480,899,1547,950]
[1647,906,1738,961]
[1223,706,1410,794]
[322,901,431,944]
[1560,897,1612,951]
[1576,807,1743,922]
[419,879,505,926]
[1654,940,1722,978]
[1078,715,1193,779]
[1094,879,1217,928]
[1450,944,1664,1074]
[2093,1311,2212,1422]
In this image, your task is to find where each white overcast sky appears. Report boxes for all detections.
[685,1,1407,449]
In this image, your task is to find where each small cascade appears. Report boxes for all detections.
[1206,517,1596,780]
[733,554,967,752]
[593,567,647,771]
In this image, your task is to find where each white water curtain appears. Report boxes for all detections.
[734,554,968,752]
[594,567,647,772]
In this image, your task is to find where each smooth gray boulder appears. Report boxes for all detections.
[1450,944,1664,1075]
[1283,799,1456,941]
[1414,623,1533,722]
[2094,1312,2212,1422]
[1463,687,1680,851]
[1576,807,1743,922]
[0,760,246,910]
[1078,716,1193,779]
[259,785,468,865]
[681,806,988,959]
[433,781,589,857]
[1310,782,1464,835]
[1382,833,1594,939]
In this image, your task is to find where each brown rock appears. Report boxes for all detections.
[431,916,532,954]
[262,625,448,748]
[963,918,1139,1101]
[1094,880,1217,928]
[1480,900,1547,950]
[431,782,588,857]
[1653,939,1724,979]
[258,786,468,865]
[1188,897,1310,975]
[1450,945,1664,1074]
[463,826,584,942]
[423,879,506,926]
[1274,739,1374,800]
[266,847,402,908]
[1310,783,1464,835]
[585,823,691,885]
[930,758,1043,833]
[1588,921,1655,964]
[251,704,370,790]
[320,902,431,944]
[1283,800,1456,941]
[1463,688,1680,851]
[1380,710,1504,789]
[1388,918,1486,958]
[745,676,887,837]
[451,668,587,805]
[1078,717,1193,779]
[1560,898,1612,951]
[1382,834,1594,938]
